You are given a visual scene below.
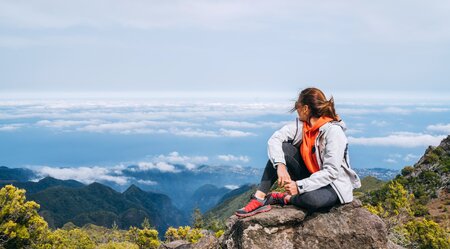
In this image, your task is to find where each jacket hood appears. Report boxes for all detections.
[319,120,347,132]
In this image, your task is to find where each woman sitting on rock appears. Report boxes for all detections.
[236,87,361,217]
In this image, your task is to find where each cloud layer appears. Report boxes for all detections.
[349,132,446,148]
[32,151,251,185]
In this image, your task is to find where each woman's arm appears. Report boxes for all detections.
[295,125,347,193]
[267,118,301,169]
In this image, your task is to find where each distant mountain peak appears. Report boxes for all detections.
[124,184,144,194]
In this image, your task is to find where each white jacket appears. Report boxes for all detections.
[267,118,361,203]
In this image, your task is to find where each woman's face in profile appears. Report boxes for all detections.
[296,101,308,122]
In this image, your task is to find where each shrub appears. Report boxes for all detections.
[96,241,139,249]
[126,226,160,249]
[401,166,414,176]
[403,219,449,249]
[0,185,50,248]
[176,226,191,240]
[186,228,204,243]
[164,227,180,242]
[215,230,224,238]
[164,226,204,244]
[48,228,95,249]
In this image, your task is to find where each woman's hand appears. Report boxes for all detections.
[276,163,291,187]
[285,181,299,195]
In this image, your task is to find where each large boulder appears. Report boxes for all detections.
[221,200,394,249]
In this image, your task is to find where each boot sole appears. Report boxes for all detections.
[235,205,272,218]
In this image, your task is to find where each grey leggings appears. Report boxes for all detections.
[257,142,339,212]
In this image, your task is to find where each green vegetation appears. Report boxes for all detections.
[205,185,257,221]
[354,176,385,199]
[403,219,449,249]
[164,226,204,243]
[0,185,203,249]
[192,208,204,229]
[362,138,450,249]
[0,185,49,248]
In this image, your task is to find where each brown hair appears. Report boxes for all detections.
[290,87,339,121]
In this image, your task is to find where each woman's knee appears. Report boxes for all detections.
[290,191,335,211]
[282,142,298,158]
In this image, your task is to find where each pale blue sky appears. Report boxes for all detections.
[1,1,450,187]
[1,0,450,95]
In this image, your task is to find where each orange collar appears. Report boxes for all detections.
[301,116,333,173]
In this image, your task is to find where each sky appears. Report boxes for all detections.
[0,1,449,186]
[1,0,450,94]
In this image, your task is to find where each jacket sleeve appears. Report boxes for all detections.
[267,119,301,169]
[295,125,347,193]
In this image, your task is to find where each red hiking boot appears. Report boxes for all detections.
[266,192,288,206]
[235,194,271,217]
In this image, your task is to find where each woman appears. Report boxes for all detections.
[236,87,361,217]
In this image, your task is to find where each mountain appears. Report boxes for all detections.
[218,183,254,204]
[0,176,85,194]
[0,165,35,183]
[395,135,450,229]
[205,184,257,221]
[354,168,399,181]
[121,164,261,212]
[353,176,385,199]
[26,182,187,234]
[185,184,231,213]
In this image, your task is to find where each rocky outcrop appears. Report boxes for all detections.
[221,200,394,249]
[160,233,219,249]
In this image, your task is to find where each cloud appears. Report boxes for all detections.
[137,179,158,185]
[219,128,255,137]
[1,0,450,43]
[0,123,24,131]
[35,166,130,185]
[403,154,419,162]
[215,120,287,129]
[427,123,450,134]
[384,158,397,164]
[345,128,364,135]
[36,119,101,128]
[416,107,450,112]
[339,107,412,115]
[218,154,250,163]
[155,151,208,169]
[224,185,239,190]
[135,162,179,173]
[349,132,446,148]
[0,100,285,137]
[371,120,388,127]
[168,128,255,138]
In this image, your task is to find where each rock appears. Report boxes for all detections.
[160,234,219,249]
[221,200,392,249]
[191,234,219,249]
[160,240,191,249]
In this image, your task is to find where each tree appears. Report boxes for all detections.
[191,208,204,229]
[141,217,151,229]
[0,185,50,248]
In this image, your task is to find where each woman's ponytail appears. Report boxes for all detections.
[320,96,339,121]
[293,88,339,121]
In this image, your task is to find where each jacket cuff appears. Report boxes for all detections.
[296,180,306,194]
[272,157,286,169]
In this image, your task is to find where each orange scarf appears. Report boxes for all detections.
[301,116,333,173]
